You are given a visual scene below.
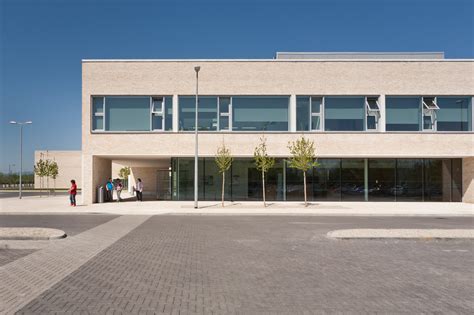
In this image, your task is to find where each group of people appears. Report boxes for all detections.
[104,177,144,202]
[67,178,144,206]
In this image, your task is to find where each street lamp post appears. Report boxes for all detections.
[9,121,32,199]
[194,66,200,209]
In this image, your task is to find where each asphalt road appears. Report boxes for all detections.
[1,215,472,314]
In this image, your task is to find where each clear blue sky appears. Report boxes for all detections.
[0,0,472,173]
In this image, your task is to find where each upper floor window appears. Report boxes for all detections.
[436,97,471,131]
[178,96,218,131]
[386,97,421,131]
[91,96,173,132]
[231,96,289,131]
[324,97,365,131]
[296,97,323,131]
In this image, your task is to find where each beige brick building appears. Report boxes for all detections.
[34,151,82,189]
[79,52,473,204]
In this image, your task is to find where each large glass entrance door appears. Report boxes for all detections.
[156,169,171,200]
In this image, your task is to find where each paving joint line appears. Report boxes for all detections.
[0,215,151,314]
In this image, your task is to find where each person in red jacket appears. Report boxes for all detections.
[69,179,77,206]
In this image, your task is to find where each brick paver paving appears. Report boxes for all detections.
[17,216,474,314]
[0,215,150,314]
[0,249,36,267]
[0,214,119,236]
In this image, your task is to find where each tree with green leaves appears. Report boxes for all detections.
[48,160,59,195]
[254,136,275,207]
[118,166,131,188]
[34,158,48,197]
[287,136,319,207]
[215,143,233,207]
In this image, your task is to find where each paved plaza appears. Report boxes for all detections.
[0,215,473,314]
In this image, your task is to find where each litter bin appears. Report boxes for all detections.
[97,186,105,203]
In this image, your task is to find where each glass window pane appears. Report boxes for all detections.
[423,115,433,130]
[436,97,470,131]
[324,97,365,131]
[93,116,103,130]
[396,159,423,201]
[296,97,310,131]
[152,98,163,113]
[105,97,150,131]
[424,159,452,202]
[386,97,421,131]
[219,115,229,130]
[219,97,230,113]
[341,159,365,201]
[232,96,289,131]
[367,115,376,130]
[152,114,163,130]
[368,159,395,201]
[164,96,173,131]
[311,116,321,130]
[179,97,217,131]
[311,97,322,114]
[313,159,341,201]
[451,159,462,202]
[93,97,104,113]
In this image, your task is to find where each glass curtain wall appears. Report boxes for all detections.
[171,158,462,202]
[367,159,396,201]
[341,159,365,200]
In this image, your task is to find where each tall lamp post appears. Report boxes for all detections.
[9,121,32,199]
[194,66,200,209]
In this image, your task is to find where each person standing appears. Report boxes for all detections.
[69,179,77,206]
[135,178,143,202]
[106,178,114,202]
[115,178,123,202]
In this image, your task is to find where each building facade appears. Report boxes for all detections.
[82,53,474,204]
[34,151,82,189]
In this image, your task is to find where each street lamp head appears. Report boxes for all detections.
[194,66,200,73]
[24,121,33,124]
[9,121,17,124]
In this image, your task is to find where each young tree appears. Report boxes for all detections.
[49,160,59,196]
[287,136,319,207]
[254,136,275,207]
[215,143,233,207]
[34,159,47,197]
[118,166,131,188]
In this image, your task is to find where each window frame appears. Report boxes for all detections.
[422,96,438,132]
[92,96,105,131]
[151,97,165,131]
[310,97,324,131]
[365,96,380,131]
[218,96,232,131]
[91,96,172,133]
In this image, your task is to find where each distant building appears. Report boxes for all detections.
[34,151,82,189]
[77,52,472,204]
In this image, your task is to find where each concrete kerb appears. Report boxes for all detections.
[327,229,474,240]
[0,228,67,241]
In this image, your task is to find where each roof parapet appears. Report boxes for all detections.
[275,52,445,60]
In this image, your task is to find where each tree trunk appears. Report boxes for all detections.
[221,172,225,207]
[47,176,50,197]
[262,171,266,207]
[303,171,307,207]
[39,176,42,198]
